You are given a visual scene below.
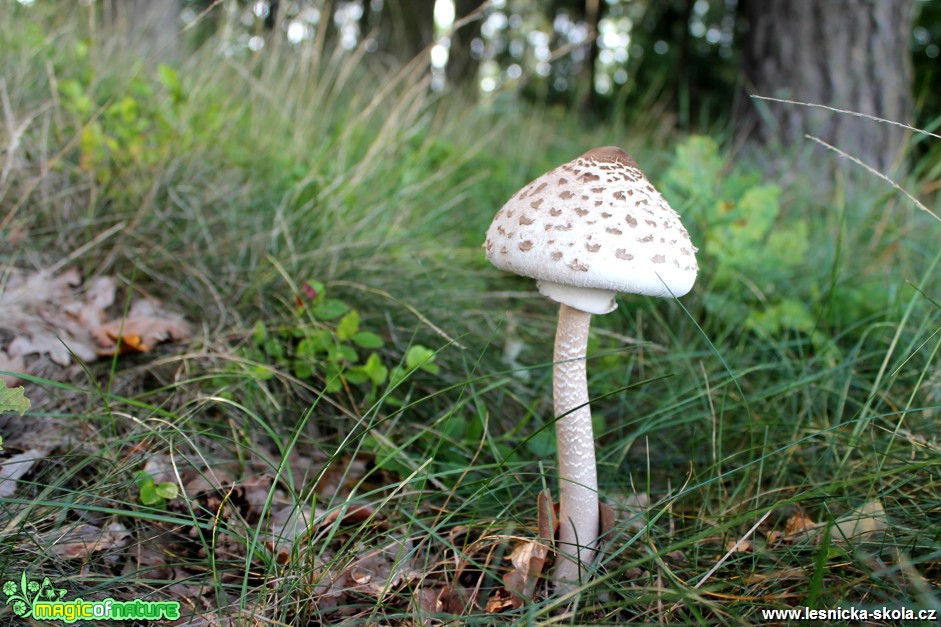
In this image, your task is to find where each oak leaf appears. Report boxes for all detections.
[0,447,49,497]
[94,298,191,355]
[0,381,30,414]
[1,268,190,372]
[0,352,26,386]
[47,522,131,559]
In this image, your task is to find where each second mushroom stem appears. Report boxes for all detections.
[551,303,600,587]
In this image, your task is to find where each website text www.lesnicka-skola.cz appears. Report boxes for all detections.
[760,606,938,622]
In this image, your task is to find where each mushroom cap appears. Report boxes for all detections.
[484,146,698,314]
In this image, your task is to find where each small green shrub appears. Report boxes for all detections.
[236,281,444,407]
[662,136,819,340]
[241,281,386,396]
[58,60,188,187]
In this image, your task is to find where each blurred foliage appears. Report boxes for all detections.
[599,0,741,126]
[660,136,894,347]
[912,0,941,174]
[165,0,939,135]
[913,0,941,116]
[663,137,812,339]
[47,40,215,195]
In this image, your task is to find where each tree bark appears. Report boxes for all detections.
[445,0,484,87]
[740,0,914,172]
[577,0,603,113]
[375,0,436,65]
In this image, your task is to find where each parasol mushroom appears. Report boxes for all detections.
[484,146,698,589]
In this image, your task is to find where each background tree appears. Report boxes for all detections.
[445,0,484,87]
[739,0,915,172]
[373,0,436,66]
[561,0,603,112]
[167,0,936,161]
[620,0,740,128]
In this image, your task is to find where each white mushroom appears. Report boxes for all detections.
[484,146,698,589]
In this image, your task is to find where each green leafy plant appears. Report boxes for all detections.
[133,471,179,507]
[389,344,440,386]
[236,281,452,408]
[58,62,188,186]
[0,384,30,450]
[662,136,816,339]
[238,281,452,476]
[243,280,390,398]
[0,384,30,416]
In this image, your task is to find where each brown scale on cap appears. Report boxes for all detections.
[581,146,642,171]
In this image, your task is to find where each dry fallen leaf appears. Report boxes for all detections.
[47,522,131,559]
[0,447,50,497]
[766,508,821,545]
[538,489,557,542]
[0,268,190,373]
[313,536,419,606]
[0,268,81,309]
[0,351,25,386]
[489,490,557,612]
[82,276,116,319]
[142,453,177,484]
[745,567,807,585]
[95,298,191,355]
[182,468,237,497]
[414,585,471,619]
[486,587,518,613]
[122,536,176,581]
[320,502,377,529]
[268,503,315,561]
[726,538,752,553]
[344,536,419,598]
[501,539,550,608]
[784,510,818,539]
[6,332,94,366]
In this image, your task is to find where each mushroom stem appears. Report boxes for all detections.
[550,303,599,588]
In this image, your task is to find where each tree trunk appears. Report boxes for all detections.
[576,0,603,113]
[445,0,484,87]
[376,0,436,65]
[740,0,914,172]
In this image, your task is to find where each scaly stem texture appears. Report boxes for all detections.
[550,303,599,587]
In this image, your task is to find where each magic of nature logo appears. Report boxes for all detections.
[2,573,180,623]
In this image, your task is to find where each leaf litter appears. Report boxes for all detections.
[46,522,132,560]
[0,447,49,498]
[764,501,889,547]
[0,266,192,506]
[0,267,190,381]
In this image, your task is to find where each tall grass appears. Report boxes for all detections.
[1,2,940,624]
